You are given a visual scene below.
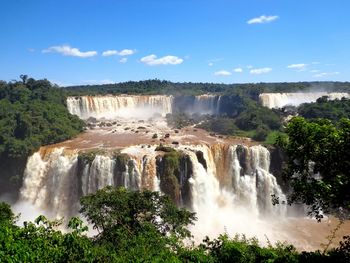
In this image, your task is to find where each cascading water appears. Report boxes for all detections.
[174,144,287,242]
[80,155,116,196]
[67,94,222,119]
[259,92,350,109]
[20,147,158,218]
[67,95,174,119]
[18,141,349,250]
[20,143,286,239]
[192,94,221,115]
[20,148,80,218]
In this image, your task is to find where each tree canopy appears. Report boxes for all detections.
[279,117,350,220]
[0,77,84,159]
[1,187,350,262]
[298,97,350,122]
[80,186,196,246]
[64,80,350,97]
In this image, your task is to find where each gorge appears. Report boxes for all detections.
[10,93,349,251]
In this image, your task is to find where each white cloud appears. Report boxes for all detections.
[27,48,35,52]
[119,57,128,63]
[247,15,279,24]
[43,45,97,58]
[102,50,118,57]
[310,69,320,73]
[102,49,135,57]
[246,65,253,69]
[250,67,272,74]
[287,63,308,71]
[208,62,214,66]
[313,72,339,78]
[233,68,243,73]
[140,54,183,66]
[118,49,135,56]
[214,70,232,76]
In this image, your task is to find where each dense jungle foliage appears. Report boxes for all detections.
[64,80,350,97]
[298,97,350,122]
[1,188,349,262]
[167,95,282,143]
[278,117,350,221]
[0,76,84,159]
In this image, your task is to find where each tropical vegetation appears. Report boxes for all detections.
[1,188,349,262]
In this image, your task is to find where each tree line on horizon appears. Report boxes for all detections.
[64,79,350,97]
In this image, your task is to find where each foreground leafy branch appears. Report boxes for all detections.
[279,117,350,220]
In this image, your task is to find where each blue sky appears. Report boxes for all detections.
[1,0,349,85]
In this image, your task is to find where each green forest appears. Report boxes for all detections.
[0,76,84,159]
[1,187,349,262]
[0,76,85,194]
[298,96,350,122]
[1,77,350,261]
[64,80,350,97]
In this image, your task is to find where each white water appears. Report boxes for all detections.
[67,95,173,119]
[191,94,221,115]
[259,92,350,109]
[19,143,287,245]
[20,148,79,218]
[81,155,116,195]
[177,144,286,243]
[20,146,161,218]
[67,94,222,119]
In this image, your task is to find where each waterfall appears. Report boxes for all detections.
[192,94,221,115]
[67,94,223,119]
[178,144,286,217]
[19,143,286,242]
[67,95,173,119]
[81,155,115,196]
[20,148,80,218]
[20,147,160,218]
[180,144,286,242]
[259,92,350,109]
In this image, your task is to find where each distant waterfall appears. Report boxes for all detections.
[259,92,350,109]
[192,95,221,115]
[67,95,173,119]
[67,94,222,119]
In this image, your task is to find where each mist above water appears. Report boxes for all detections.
[259,92,350,109]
